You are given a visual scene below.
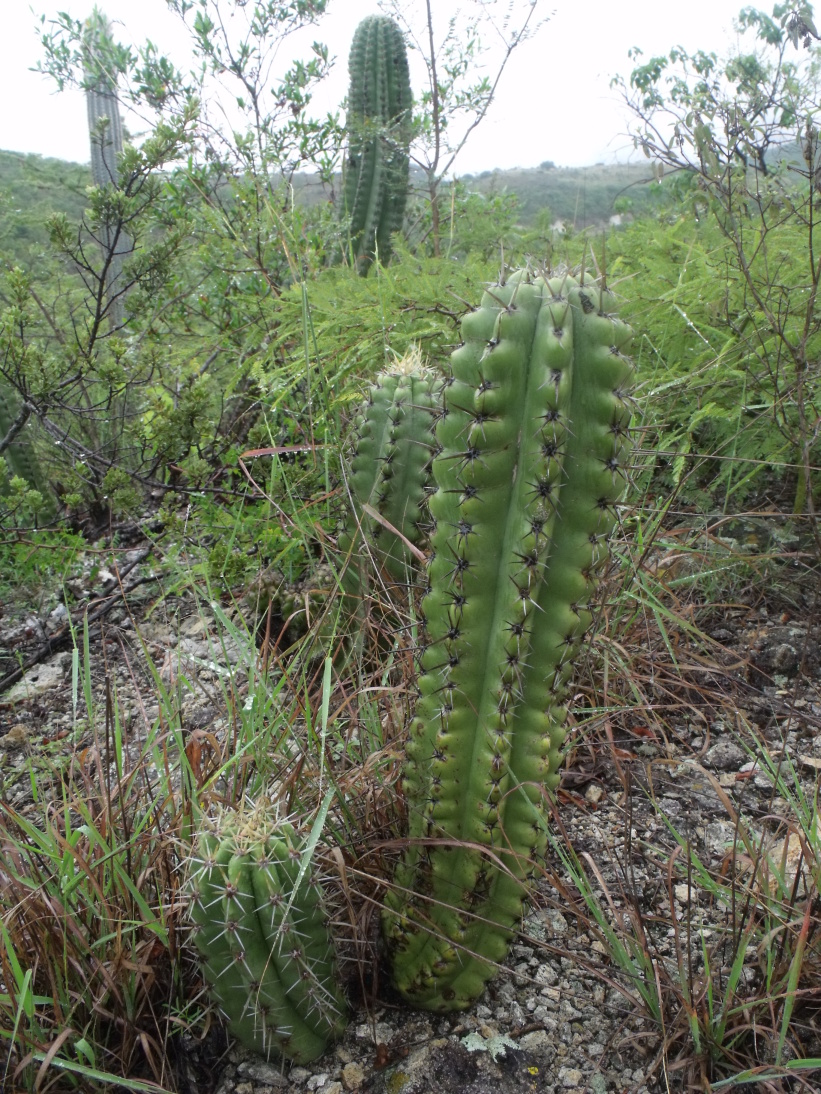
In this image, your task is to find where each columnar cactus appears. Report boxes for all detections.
[188,810,348,1063]
[0,386,43,497]
[382,267,635,1011]
[83,10,129,326]
[344,15,412,274]
[341,352,440,595]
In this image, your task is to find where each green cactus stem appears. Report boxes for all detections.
[344,15,412,274]
[383,268,635,1011]
[341,351,440,597]
[188,810,348,1063]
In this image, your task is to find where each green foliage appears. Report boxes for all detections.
[609,210,804,503]
[0,153,89,265]
[99,467,141,518]
[383,268,634,1011]
[621,3,821,511]
[379,0,549,256]
[0,1,343,523]
[38,1,341,183]
[344,15,412,272]
[0,383,47,513]
[0,469,46,528]
[268,252,498,398]
[0,623,191,1090]
[459,161,668,228]
[614,5,821,509]
[0,528,84,604]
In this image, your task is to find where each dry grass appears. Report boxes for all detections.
[3,488,821,1092]
[531,497,821,1091]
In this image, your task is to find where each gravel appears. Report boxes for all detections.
[3,530,821,1094]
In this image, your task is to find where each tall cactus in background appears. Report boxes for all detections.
[188,810,348,1064]
[83,9,129,327]
[382,267,635,1011]
[0,386,47,507]
[344,15,412,274]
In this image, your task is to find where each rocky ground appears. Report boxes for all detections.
[2,514,821,1093]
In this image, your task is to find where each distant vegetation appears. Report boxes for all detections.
[0,147,664,267]
[455,160,666,226]
[0,150,89,261]
[295,160,667,231]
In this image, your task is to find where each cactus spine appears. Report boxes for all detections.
[83,10,129,327]
[383,268,634,1011]
[344,16,412,274]
[188,811,347,1063]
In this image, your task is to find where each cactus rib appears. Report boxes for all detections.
[83,11,129,326]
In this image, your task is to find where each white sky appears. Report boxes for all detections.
[0,0,766,172]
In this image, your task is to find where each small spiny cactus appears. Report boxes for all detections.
[188,809,348,1063]
[340,349,440,596]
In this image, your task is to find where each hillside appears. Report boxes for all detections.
[457,160,662,227]
[0,147,663,268]
[0,150,90,262]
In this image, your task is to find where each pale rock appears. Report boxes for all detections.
[0,724,30,749]
[519,1029,552,1055]
[236,1058,288,1086]
[559,1066,584,1087]
[341,1062,365,1091]
[585,783,604,805]
[674,883,692,904]
[5,654,70,702]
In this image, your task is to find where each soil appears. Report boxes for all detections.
[2,511,821,1094]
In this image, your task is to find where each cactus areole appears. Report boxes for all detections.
[344,15,412,273]
[383,268,635,1011]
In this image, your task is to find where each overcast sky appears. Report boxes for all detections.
[1,0,768,173]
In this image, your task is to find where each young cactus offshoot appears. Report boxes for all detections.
[340,351,440,599]
[188,810,347,1063]
[383,268,635,1012]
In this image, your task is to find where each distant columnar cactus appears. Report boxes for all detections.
[188,810,348,1063]
[83,9,129,326]
[0,385,46,503]
[344,15,412,274]
[382,268,635,1011]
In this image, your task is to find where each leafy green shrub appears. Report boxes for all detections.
[610,206,821,506]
